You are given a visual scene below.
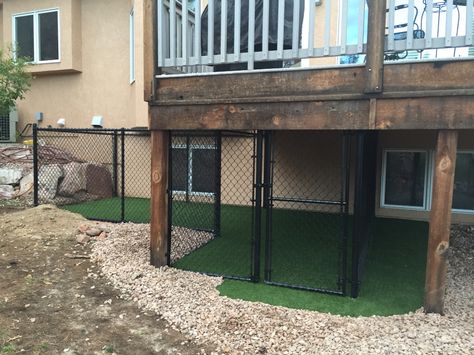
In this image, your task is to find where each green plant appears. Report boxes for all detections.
[103,345,114,353]
[0,343,15,354]
[0,47,32,115]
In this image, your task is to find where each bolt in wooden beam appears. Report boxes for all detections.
[365,0,387,94]
[150,130,169,267]
[424,130,458,314]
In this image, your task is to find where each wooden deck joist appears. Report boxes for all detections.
[149,60,474,131]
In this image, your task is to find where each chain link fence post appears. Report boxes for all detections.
[32,123,38,206]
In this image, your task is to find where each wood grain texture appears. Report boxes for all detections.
[149,100,371,130]
[150,130,169,267]
[143,0,157,102]
[375,96,474,130]
[424,130,458,314]
[149,95,474,130]
[364,0,386,93]
[153,60,474,105]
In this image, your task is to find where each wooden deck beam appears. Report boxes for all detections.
[424,130,458,314]
[150,59,474,131]
[153,60,474,104]
[150,95,474,130]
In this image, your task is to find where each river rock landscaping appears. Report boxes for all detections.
[91,223,474,354]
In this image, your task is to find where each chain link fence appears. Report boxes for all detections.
[32,127,374,297]
[264,131,352,295]
[170,131,258,281]
[33,127,150,223]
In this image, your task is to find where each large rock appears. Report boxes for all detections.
[38,165,63,201]
[0,185,15,199]
[58,162,87,197]
[0,168,23,185]
[86,164,113,198]
[19,173,34,195]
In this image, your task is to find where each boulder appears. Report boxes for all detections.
[0,168,23,185]
[38,165,63,201]
[19,173,34,195]
[0,185,15,199]
[58,162,87,197]
[86,164,113,198]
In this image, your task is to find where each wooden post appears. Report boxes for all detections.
[150,130,169,267]
[424,130,458,314]
[144,0,157,101]
[365,0,387,93]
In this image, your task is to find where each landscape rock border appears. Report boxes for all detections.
[92,224,474,354]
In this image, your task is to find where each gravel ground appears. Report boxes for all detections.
[92,223,474,354]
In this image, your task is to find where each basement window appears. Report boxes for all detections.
[172,145,216,195]
[13,9,60,63]
[381,150,429,210]
[452,151,474,212]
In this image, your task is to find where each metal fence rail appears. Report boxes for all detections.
[158,0,474,73]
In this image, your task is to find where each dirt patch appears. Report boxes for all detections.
[0,205,213,354]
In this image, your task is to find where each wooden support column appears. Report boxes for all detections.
[143,0,157,101]
[150,130,169,267]
[424,130,458,314]
[365,0,387,93]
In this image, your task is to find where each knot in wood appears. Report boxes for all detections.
[152,170,162,184]
[228,105,237,114]
[272,115,281,126]
[436,241,449,256]
[438,155,453,174]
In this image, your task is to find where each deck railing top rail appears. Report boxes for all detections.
[157,0,474,75]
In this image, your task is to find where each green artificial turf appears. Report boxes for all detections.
[218,218,428,316]
[61,198,428,316]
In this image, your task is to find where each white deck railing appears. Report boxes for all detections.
[157,0,474,74]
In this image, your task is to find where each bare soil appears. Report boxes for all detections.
[0,205,211,355]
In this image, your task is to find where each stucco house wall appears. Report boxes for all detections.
[1,0,148,131]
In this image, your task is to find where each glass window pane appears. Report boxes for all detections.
[172,148,188,191]
[384,151,426,207]
[191,149,215,193]
[39,11,59,61]
[453,152,474,211]
[15,15,34,60]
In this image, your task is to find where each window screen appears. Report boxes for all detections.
[172,148,188,192]
[191,148,216,193]
[39,11,59,61]
[453,152,474,211]
[15,15,34,60]
[384,151,427,207]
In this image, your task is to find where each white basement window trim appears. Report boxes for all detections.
[171,144,217,196]
[130,7,136,84]
[12,9,60,64]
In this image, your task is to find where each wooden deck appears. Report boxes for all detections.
[149,59,474,131]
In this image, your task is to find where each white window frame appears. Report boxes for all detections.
[12,8,61,64]
[172,144,216,197]
[380,149,431,211]
[130,7,136,84]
